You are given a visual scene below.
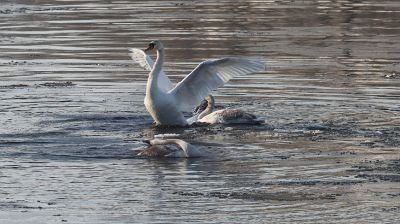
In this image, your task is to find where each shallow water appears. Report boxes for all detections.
[1,0,400,223]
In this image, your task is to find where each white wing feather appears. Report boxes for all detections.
[128,48,174,92]
[128,48,153,71]
[169,58,265,111]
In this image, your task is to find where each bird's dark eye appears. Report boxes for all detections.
[149,43,155,48]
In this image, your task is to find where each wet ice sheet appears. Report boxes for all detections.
[1,0,400,223]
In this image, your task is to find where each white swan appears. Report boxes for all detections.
[137,138,204,158]
[195,95,264,124]
[129,40,265,126]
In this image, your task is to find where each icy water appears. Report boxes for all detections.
[1,0,400,223]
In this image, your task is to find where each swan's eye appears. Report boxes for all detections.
[144,43,155,52]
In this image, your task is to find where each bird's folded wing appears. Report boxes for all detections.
[169,58,266,111]
[128,48,174,92]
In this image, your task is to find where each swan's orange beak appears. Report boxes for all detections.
[144,43,154,52]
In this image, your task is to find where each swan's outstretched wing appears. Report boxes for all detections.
[128,48,174,92]
[128,48,153,71]
[170,58,265,111]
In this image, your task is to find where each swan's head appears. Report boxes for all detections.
[204,95,215,106]
[145,40,164,52]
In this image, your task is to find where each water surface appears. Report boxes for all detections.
[1,0,399,223]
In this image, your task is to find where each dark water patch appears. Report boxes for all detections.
[28,152,137,161]
[216,177,366,190]
[50,114,150,124]
[174,190,338,201]
[0,7,28,15]
[35,81,76,88]
[0,140,53,145]
[0,131,67,139]
[0,201,44,210]
[354,159,400,173]
[382,206,400,213]
[2,143,139,161]
[351,159,400,182]
[41,114,153,137]
[373,128,400,147]
[0,4,75,15]
[258,179,365,187]
[0,84,30,89]
[0,82,76,89]
[356,174,400,182]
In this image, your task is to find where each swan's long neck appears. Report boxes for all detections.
[146,49,164,96]
[198,95,215,119]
